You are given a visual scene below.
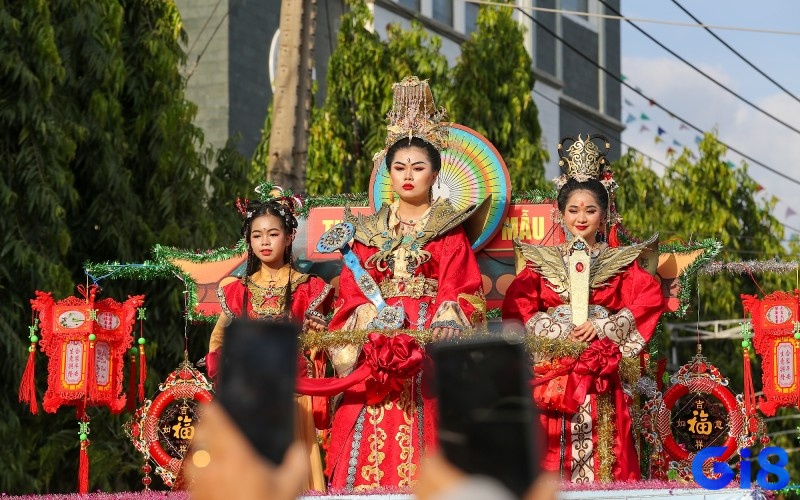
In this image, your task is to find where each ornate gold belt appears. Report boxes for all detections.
[379,277,438,299]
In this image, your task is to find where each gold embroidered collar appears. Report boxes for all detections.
[344,198,488,271]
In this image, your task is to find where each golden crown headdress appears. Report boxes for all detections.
[553,134,613,189]
[373,76,449,162]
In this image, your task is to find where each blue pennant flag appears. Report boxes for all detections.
[626,113,636,124]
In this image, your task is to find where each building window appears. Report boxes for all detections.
[397,0,420,11]
[432,0,453,26]
[561,0,598,30]
[465,2,479,33]
[562,0,588,19]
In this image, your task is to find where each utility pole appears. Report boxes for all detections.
[267,0,316,191]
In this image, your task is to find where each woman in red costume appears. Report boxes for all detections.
[206,192,334,492]
[324,77,487,491]
[502,135,664,483]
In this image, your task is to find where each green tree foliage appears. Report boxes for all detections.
[0,0,249,493]
[614,134,800,478]
[446,1,548,191]
[271,0,543,195]
[305,0,388,194]
[303,1,450,195]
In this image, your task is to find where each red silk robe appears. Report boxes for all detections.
[325,222,485,492]
[502,258,663,482]
[208,271,334,492]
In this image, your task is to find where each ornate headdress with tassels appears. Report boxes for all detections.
[553,134,623,241]
[373,76,449,163]
[554,134,616,189]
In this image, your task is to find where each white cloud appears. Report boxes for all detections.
[621,56,800,237]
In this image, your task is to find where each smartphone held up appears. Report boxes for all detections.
[214,319,299,465]
[431,336,539,497]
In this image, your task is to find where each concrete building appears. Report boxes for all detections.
[176,0,622,179]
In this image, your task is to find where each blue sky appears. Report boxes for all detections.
[619,0,800,240]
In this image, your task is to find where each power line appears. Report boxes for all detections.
[465,1,800,36]
[515,6,800,188]
[185,0,225,60]
[670,0,800,108]
[186,9,230,81]
[598,0,800,139]
[531,88,670,170]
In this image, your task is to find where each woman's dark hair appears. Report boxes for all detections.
[385,136,442,173]
[241,200,298,317]
[556,178,609,215]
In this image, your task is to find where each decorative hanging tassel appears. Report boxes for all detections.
[794,321,800,408]
[137,308,147,402]
[608,223,621,248]
[78,414,91,494]
[127,348,138,412]
[19,325,39,414]
[138,338,147,402]
[78,440,89,494]
[86,334,99,403]
[741,321,756,416]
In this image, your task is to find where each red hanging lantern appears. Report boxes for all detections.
[20,284,145,492]
[741,290,800,416]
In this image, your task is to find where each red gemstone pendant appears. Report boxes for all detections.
[575,262,585,272]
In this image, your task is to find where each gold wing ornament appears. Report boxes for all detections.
[513,240,569,294]
[589,233,659,288]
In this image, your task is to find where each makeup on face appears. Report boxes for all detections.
[562,190,604,246]
[389,146,437,204]
[249,214,291,268]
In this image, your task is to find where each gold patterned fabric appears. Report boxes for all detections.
[379,277,438,299]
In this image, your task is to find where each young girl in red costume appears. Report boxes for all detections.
[323,77,488,492]
[502,135,664,483]
[206,190,333,492]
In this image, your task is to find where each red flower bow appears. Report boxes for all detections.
[362,333,424,404]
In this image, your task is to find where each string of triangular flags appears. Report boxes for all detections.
[621,75,796,221]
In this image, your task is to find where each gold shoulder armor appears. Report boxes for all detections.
[423,196,492,244]
[345,204,391,247]
[590,233,659,287]
[513,239,568,294]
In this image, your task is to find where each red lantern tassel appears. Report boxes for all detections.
[86,339,99,403]
[79,440,89,494]
[127,352,138,411]
[796,339,800,409]
[19,342,38,415]
[743,347,756,416]
[138,345,147,402]
[608,223,621,248]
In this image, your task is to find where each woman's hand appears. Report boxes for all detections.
[569,320,598,343]
[432,326,460,342]
[303,310,328,332]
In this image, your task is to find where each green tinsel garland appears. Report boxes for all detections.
[658,238,722,319]
[510,188,557,204]
[152,240,247,264]
[83,261,176,282]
